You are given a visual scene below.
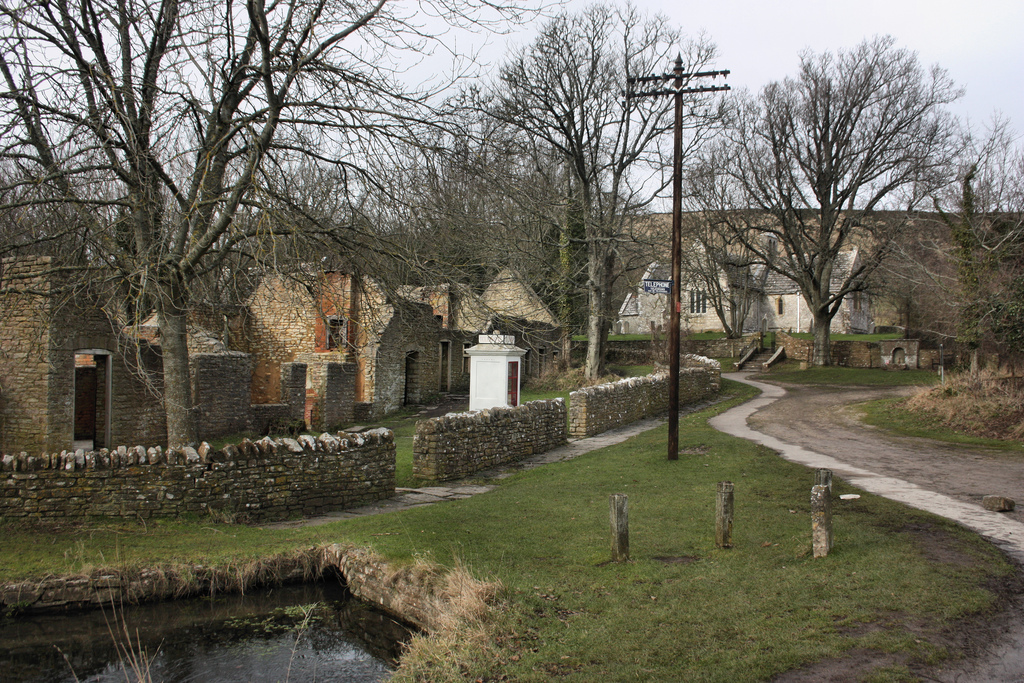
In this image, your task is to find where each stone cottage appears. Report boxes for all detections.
[617,247,873,336]
[405,270,564,387]
[0,256,167,454]
[241,272,441,424]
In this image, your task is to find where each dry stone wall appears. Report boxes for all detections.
[0,430,395,522]
[191,352,252,439]
[569,360,720,438]
[412,399,567,482]
[776,331,892,368]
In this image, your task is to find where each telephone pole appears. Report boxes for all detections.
[627,57,729,461]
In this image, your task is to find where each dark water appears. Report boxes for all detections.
[0,582,413,683]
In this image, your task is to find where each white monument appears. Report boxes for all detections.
[466,334,527,411]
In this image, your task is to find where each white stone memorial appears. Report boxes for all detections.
[466,334,527,411]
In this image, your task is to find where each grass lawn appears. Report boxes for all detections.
[757,360,941,387]
[0,379,1012,682]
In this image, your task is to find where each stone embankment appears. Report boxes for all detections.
[1,545,489,635]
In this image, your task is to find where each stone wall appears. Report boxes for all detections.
[777,331,895,369]
[776,331,814,363]
[0,256,55,452]
[684,336,758,358]
[191,352,252,440]
[830,339,878,368]
[365,301,441,420]
[568,360,720,438]
[244,276,318,404]
[879,339,920,370]
[0,429,395,522]
[603,335,756,366]
[412,399,567,482]
[296,355,356,431]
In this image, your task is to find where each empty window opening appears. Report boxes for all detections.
[326,316,347,351]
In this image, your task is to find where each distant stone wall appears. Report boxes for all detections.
[683,336,758,359]
[569,360,720,438]
[776,331,814,362]
[776,331,887,368]
[830,339,878,368]
[0,430,395,522]
[604,336,756,365]
[412,399,567,482]
[879,339,920,370]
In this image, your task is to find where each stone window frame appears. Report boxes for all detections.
[689,290,707,314]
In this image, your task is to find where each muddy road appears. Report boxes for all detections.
[744,380,1024,527]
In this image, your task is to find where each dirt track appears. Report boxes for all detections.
[745,382,1024,526]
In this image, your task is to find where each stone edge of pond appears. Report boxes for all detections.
[0,544,487,635]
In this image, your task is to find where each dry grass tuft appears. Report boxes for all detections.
[389,559,505,683]
[905,370,1024,441]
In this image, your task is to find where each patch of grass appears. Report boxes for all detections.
[758,361,940,387]
[1,380,1010,682]
[715,357,739,372]
[347,387,1012,681]
[605,333,660,342]
[608,364,654,377]
[858,399,1024,454]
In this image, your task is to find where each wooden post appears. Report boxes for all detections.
[811,484,833,558]
[610,493,629,562]
[815,468,832,493]
[716,481,734,548]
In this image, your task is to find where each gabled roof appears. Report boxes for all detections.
[618,292,639,316]
[763,248,860,295]
[481,269,559,328]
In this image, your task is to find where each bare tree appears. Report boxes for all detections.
[678,213,766,338]
[0,0,530,446]
[694,36,960,365]
[935,118,1024,374]
[484,2,724,378]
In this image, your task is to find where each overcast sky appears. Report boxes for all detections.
[640,0,1024,133]
[479,0,1024,136]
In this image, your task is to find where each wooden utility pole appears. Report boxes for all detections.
[627,58,729,460]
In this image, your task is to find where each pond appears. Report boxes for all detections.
[0,581,413,682]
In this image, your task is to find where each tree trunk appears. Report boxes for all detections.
[584,285,607,379]
[156,275,198,448]
[811,310,832,366]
